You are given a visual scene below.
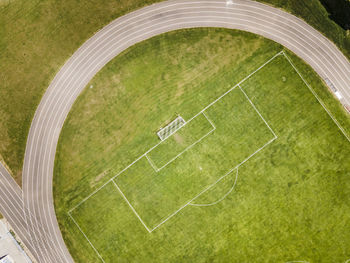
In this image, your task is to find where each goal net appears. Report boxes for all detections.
[157,116,186,141]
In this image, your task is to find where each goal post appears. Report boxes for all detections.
[157,116,186,141]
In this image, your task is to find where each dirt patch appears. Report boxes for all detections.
[174,133,184,145]
[90,170,109,187]
[175,86,184,98]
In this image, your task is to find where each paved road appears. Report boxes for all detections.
[1,0,349,262]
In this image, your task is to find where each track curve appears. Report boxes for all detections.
[21,0,350,262]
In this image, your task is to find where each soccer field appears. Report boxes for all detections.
[64,47,350,262]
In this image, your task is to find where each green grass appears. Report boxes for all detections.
[1,0,349,184]
[54,28,350,262]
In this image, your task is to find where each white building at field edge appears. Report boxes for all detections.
[0,255,15,263]
[0,220,31,263]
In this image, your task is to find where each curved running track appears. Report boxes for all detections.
[17,0,350,262]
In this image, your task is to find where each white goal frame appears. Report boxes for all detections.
[157,116,186,141]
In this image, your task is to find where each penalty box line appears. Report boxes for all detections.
[112,180,152,233]
[238,85,277,139]
[68,50,283,215]
[121,84,278,231]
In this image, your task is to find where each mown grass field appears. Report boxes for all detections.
[54,28,350,262]
[0,0,349,184]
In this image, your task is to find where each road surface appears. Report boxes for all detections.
[0,0,349,262]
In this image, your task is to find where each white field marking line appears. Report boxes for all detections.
[189,167,238,207]
[202,111,216,129]
[150,136,277,232]
[239,85,277,139]
[69,86,278,235]
[282,51,350,143]
[154,126,215,170]
[68,51,282,214]
[149,112,216,171]
[112,180,151,233]
[29,11,288,216]
[134,51,280,172]
[344,259,350,263]
[93,135,275,236]
[149,168,242,232]
[145,154,159,172]
[68,212,105,263]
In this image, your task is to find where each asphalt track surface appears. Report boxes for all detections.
[0,0,349,262]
